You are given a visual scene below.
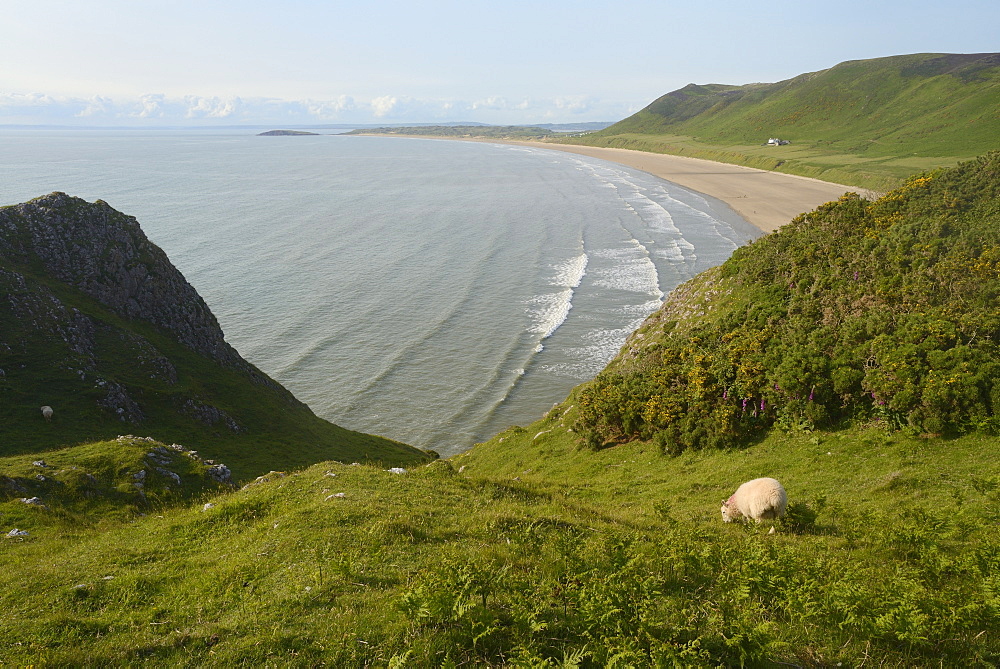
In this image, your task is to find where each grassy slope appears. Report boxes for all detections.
[570,153,1000,454]
[0,275,428,479]
[1,425,997,666]
[560,53,1000,190]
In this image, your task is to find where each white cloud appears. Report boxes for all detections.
[471,96,509,111]
[305,96,356,119]
[133,94,165,119]
[0,91,635,126]
[370,96,398,118]
[182,96,247,119]
[75,96,114,118]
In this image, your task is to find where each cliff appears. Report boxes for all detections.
[2,193,253,371]
[0,193,429,476]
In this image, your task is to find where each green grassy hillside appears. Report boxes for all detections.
[562,53,1000,190]
[0,194,430,479]
[1,427,997,665]
[572,152,1000,454]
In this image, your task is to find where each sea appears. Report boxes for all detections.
[0,128,762,456]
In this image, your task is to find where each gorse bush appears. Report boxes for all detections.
[575,152,1000,451]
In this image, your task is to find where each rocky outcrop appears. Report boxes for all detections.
[0,192,428,470]
[0,193,241,367]
[181,398,244,433]
[0,193,301,427]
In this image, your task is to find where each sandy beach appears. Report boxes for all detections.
[498,142,853,234]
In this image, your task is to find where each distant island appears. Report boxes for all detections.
[257,129,319,136]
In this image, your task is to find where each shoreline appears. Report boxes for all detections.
[352,134,853,233]
[490,141,854,234]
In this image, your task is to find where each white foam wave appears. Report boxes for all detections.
[552,253,588,289]
[619,298,667,318]
[524,253,588,341]
[540,322,647,379]
[527,288,574,339]
[654,242,686,262]
[648,188,741,251]
[576,160,705,268]
[618,185,701,259]
[592,240,664,298]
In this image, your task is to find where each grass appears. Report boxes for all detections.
[1,421,998,666]
[553,131,965,193]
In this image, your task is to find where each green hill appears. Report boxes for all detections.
[571,152,1000,453]
[0,193,430,479]
[2,158,999,664]
[561,53,1000,190]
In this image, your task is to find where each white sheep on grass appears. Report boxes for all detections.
[721,477,787,523]
[40,406,53,422]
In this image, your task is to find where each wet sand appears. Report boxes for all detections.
[498,141,853,234]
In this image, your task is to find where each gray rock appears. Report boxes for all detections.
[0,194,239,367]
[98,380,145,423]
[145,450,172,466]
[181,398,244,433]
[153,467,181,486]
[207,464,233,485]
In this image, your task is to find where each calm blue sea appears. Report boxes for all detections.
[0,128,761,456]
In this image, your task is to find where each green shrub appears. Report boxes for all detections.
[575,153,1000,453]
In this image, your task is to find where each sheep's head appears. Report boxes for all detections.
[720,499,741,523]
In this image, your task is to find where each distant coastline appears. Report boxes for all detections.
[497,142,852,234]
[349,133,851,234]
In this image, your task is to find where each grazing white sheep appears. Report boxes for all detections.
[721,477,787,523]
[40,406,53,422]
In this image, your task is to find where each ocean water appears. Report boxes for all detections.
[0,129,761,456]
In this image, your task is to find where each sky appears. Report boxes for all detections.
[2,0,998,127]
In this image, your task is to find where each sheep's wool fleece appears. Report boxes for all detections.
[722,477,787,522]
